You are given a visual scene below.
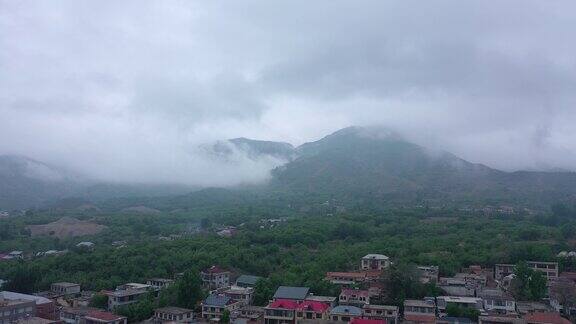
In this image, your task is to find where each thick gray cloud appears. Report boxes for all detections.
[1,0,576,185]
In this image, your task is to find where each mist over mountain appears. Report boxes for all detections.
[4,126,576,210]
[0,155,196,210]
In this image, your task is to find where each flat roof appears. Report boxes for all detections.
[438,296,482,303]
[52,282,80,287]
[0,291,52,305]
[105,289,148,297]
[362,254,389,260]
[155,306,193,315]
[404,299,434,308]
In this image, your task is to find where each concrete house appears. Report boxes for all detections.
[329,305,363,323]
[403,299,436,324]
[478,289,516,314]
[146,278,174,290]
[360,254,390,271]
[0,298,36,323]
[417,266,440,284]
[201,294,241,320]
[339,289,370,306]
[223,285,254,306]
[362,304,399,324]
[104,288,149,310]
[201,266,231,290]
[436,296,483,314]
[495,262,558,281]
[51,282,81,297]
[153,306,194,323]
[0,291,57,320]
[84,310,127,324]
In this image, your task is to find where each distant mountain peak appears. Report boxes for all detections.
[205,137,296,162]
[0,154,68,182]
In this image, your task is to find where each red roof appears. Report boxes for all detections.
[341,288,370,297]
[268,299,300,310]
[268,299,330,312]
[203,265,228,274]
[87,310,125,321]
[351,319,386,324]
[296,300,330,313]
[404,314,436,323]
[524,312,571,324]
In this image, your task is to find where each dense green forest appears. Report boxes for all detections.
[2,201,576,297]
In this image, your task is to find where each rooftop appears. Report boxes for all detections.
[52,282,79,287]
[0,291,52,305]
[267,299,299,310]
[341,288,370,297]
[14,317,58,324]
[273,286,310,300]
[362,254,389,260]
[147,278,174,283]
[61,307,100,316]
[524,312,571,324]
[330,305,363,316]
[86,310,126,322]
[437,296,482,304]
[104,289,147,298]
[363,304,398,311]
[235,274,262,286]
[155,306,193,315]
[404,299,435,308]
[203,294,234,307]
[202,265,229,274]
[351,319,386,324]
[306,295,337,303]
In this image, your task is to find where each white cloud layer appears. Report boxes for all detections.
[1,0,576,185]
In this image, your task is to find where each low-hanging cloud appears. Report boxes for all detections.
[1,0,576,186]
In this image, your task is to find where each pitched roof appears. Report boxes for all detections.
[202,265,229,274]
[273,286,310,300]
[524,312,571,324]
[0,291,52,305]
[155,306,193,315]
[297,300,330,313]
[204,294,234,307]
[236,275,262,285]
[362,254,389,260]
[268,299,300,310]
[86,310,126,321]
[351,319,386,324]
[330,305,363,316]
[341,288,370,297]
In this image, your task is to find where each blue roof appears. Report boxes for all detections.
[204,294,232,307]
[273,286,310,300]
[330,305,363,316]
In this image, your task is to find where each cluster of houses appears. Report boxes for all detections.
[2,254,576,324]
[0,283,126,324]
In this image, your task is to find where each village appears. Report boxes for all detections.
[1,253,575,324]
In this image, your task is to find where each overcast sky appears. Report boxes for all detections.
[1,0,576,185]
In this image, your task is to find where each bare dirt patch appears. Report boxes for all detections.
[27,217,106,238]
